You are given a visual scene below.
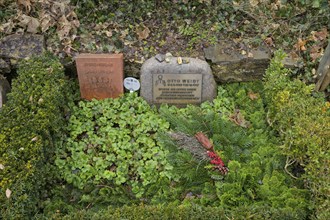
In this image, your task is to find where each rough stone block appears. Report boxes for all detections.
[75,53,124,100]
[204,41,271,82]
[141,55,216,106]
[0,59,11,74]
[0,34,45,62]
[0,75,11,108]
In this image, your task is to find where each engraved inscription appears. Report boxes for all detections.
[76,53,124,100]
[81,62,116,97]
[153,74,202,104]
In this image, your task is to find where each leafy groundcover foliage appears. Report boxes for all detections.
[0,54,77,219]
[54,93,173,207]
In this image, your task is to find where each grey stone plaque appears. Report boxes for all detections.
[153,74,202,104]
[141,55,216,106]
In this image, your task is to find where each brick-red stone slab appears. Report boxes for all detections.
[76,53,124,100]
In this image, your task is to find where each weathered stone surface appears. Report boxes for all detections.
[0,59,11,74]
[281,53,304,69]
[204,41,271,82]
[315,43,330,91]
[75,53,124,100]
[141,55,216,106]
[0,75,11,108]
[0,34,45,66]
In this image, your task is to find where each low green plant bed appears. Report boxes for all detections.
[1,52,328,220]
[55,93,173,206]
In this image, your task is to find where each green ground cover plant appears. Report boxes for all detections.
[0,54,77,219]
[54,93,174,208]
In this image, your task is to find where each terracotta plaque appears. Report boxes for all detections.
[153,74,202,104]
[76,54,124,100]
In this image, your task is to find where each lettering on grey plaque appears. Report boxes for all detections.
[153,74,202,104]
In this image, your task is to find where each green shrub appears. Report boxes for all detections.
[55,93,173,205]
[0,54,77,219]
[264,50,330,219]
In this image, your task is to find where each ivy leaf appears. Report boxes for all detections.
[6,188,11,199]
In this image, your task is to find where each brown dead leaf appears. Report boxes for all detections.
[249,0,259,7]
[51,1,66,15]
[17,0,32,13]
[311,28,328,41]
[40,11,54,32]
[264,36,275,47]
[67,11,80,28]
[0,20,15,34]
[18,14,31,27]
[248,91,259,100]
[27,16,40,33]
[57,15,72,40]
[105,30,112,37]
[136,25,150,40]
[295,38,307,51]
[310,45,323,62]
[229,109,251,128]
[289,51,299,59]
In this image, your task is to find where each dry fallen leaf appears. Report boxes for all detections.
[311,28,328,41]
[6,189,11,199]
[249,0,259,7]
[0,164,4,170]
[136,25,150,40]
[229,109,251,128]
[0,21,15,34]
[57,15,72,40]
[310,45,323,62]
[248,91,259,100]
[40,11,54,32]
[17,0,32,12]
[264,36,275,47]
[295,38,307,51]
[27,16,40,33]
